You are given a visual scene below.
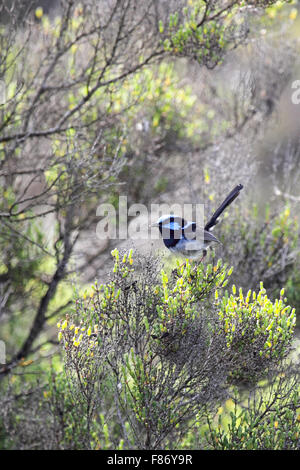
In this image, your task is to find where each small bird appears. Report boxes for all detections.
[152,184,243,261]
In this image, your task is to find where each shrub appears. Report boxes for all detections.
[204,371,300,450]
[53,249,295,449]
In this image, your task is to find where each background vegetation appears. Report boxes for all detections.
[0,0,300,450]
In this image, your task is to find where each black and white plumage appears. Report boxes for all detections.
[153,184,243,260]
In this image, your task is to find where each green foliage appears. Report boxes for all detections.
[42,369,119,449]
[163,3,234,67]
[217,199,299,303]
[216,283,296,384]
[53,249,296,449]
[157,0,297,67]
[204,375,300,450]
[113,62,198,140]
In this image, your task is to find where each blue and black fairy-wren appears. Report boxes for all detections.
[152,184,243,261]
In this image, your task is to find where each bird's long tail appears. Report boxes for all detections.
[204,184,243,231]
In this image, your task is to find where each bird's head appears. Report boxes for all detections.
[151,215,186,239]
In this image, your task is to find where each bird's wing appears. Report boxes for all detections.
[204,184,243,232]
[183,222,220,244]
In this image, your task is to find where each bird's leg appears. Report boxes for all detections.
[172,259,188,277]
[179,260,188,270]
[198,249,207,264]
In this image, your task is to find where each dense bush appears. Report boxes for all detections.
[204,372,300,450]
[2,250,298,449]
